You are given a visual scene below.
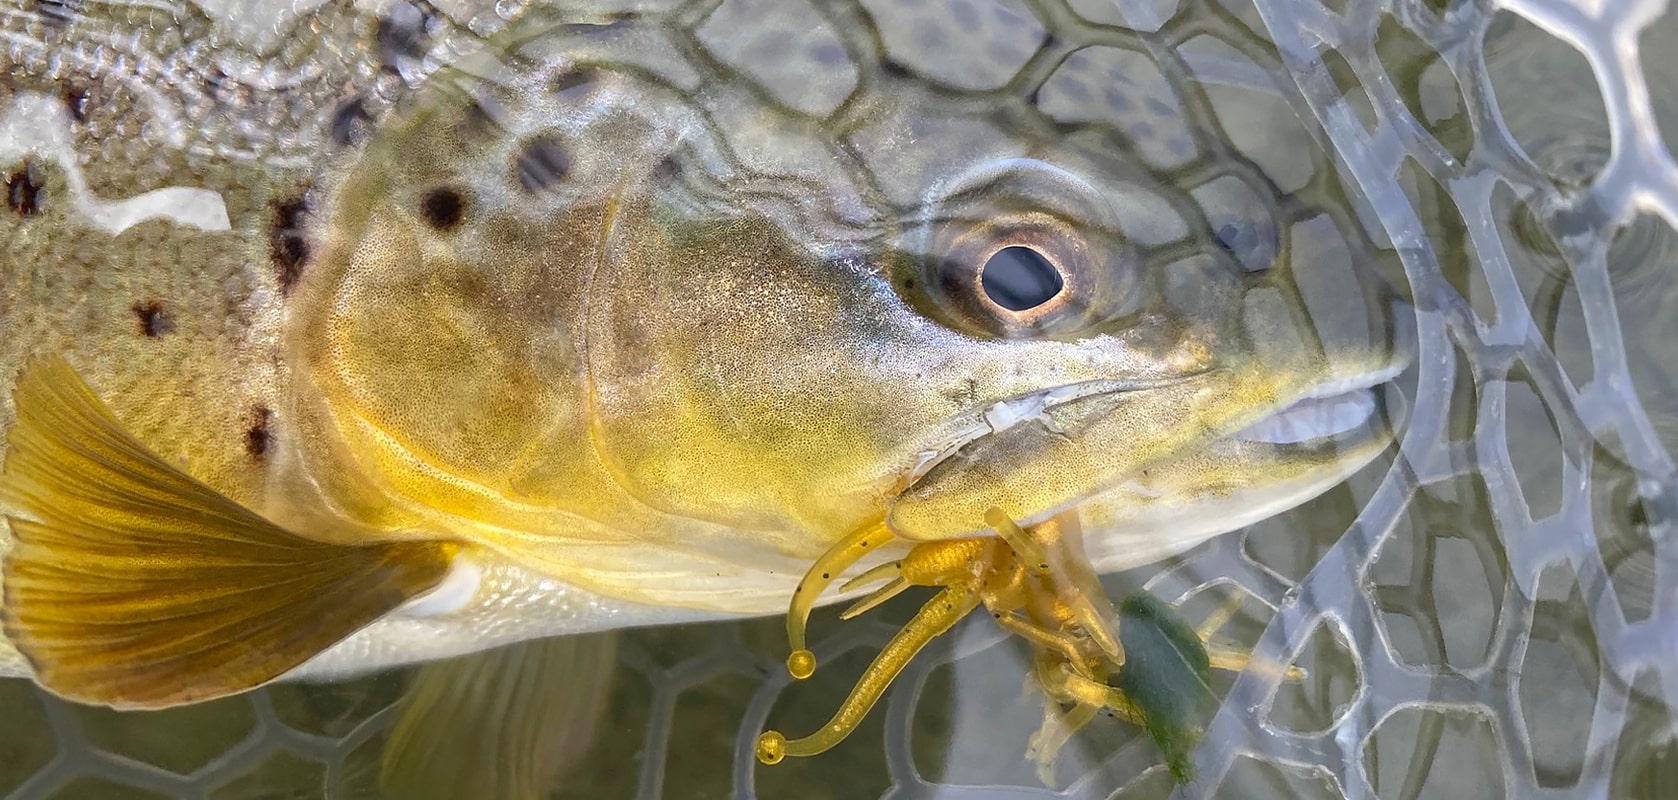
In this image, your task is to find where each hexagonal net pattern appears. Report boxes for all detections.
[1,0,1676,798]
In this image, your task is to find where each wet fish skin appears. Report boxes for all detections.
[0,0,1406,689]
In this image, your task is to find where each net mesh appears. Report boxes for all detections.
[2,0,1676,797]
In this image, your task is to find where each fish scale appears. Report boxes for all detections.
[0,0,1662,797]
[0,2,1403,777]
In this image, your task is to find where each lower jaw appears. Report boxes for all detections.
[1074,435,1393,575]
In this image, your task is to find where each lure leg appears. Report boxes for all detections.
[757,584,981,764]
[1026,697,1097,785]
[783,519,895,679]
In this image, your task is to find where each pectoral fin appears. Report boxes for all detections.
[380,633,620,800]
[0,357,458,709]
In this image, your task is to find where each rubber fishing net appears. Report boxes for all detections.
[2,0,1675,797]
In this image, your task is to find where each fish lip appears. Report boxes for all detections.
[898,374,1210,489]
[896,356,1411,493]
[1228,360,1410,446]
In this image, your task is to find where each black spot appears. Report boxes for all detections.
[329,97,373,147]
[515,136,571,193]
[6,165,43,216]
[245,406,272,459]
[270,197,310,294]
[63,85,88,122]
[376,1,433,66]
[420,187,465,232]
[821,572,830,580]
[651,154,683,187]
[132,302,172,338]
[880,60,913,79]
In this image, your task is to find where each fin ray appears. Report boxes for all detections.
[379,633,619,800]
[0,357,459,708]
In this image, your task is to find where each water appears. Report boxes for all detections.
[3,0,1677,798]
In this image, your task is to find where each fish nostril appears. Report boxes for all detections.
[981,246,1064,311]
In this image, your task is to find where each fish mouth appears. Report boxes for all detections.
[1228,363,1409,446]
[899,360,1408,492]
[899,375,1206,488]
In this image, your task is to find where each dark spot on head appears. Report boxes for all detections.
[821,572,830,580]
[377,1,432,66]
[329,97,373,147]
[1040,33,1060,50]
[651,154,683,187]
[63,85,88,122]
[270,196,310,294]
[515,136,571,193]
[245,406,272,460]
[881,60,913,80]
[6,165,43,216]
[132,301,172,337]
[420,187,465,232]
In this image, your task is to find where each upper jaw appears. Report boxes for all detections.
[897,374,1208,489]
[895,356,1409,494]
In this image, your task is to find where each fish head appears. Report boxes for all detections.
[289,12,1411,568]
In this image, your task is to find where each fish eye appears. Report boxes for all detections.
[981,246,1064,311]
[905,216,1138,340]
[904,159,1143,339]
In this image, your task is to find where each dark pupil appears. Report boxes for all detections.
[980,246,1063,311]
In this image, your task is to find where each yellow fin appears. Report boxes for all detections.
[0,357,458,709]
[380,633,619,800]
